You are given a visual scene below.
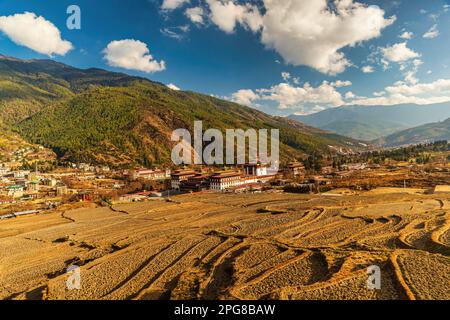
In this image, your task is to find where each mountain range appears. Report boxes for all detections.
[375,118,450,147]
[290,104,450,141]
[0,55,365,168]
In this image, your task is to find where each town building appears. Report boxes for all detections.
[180,174,211,192]
[132,168,171,181]
[241,175,258,185]
[284,162,304,177]
[78,163,95,172]
[56,185,68,196]
[171,170,197,190]
[243,163,268,176]
[210,172,243,191]
[42,178,57,187]
[13,170,30,179]
[26,181,39,192]
[6,185,24,198]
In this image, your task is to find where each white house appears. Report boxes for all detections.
[210,172,243,191]
[244,163,268,177]
[171,170,196,190]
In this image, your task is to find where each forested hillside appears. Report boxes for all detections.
[1,55,366,167]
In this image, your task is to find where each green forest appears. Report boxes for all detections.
[1,55,365,168]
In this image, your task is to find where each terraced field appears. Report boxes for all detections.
[0,190,449,300]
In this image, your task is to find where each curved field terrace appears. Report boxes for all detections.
[0,191,449,300]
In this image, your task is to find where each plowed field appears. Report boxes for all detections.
[1,191,449,300]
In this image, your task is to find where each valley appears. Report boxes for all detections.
[290,104,450,142]
[1,55,449,302]
[1,0,450,305]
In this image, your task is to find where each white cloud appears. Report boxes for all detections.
[281,72,291,81]
[206,0,263,33]
[160,25,190,40]
[166,1,394,75]
[162,0,190,10]
[229,76,362,113]
[232,76,450,113]
[423,24,439,39]
[381,42,420,63]
[103,39,166,73]
[259,81,343,110]
[361,65,374,73]
[230,80,345,114]
[399,31,413,39]
[345,91,355,99]
[373,91,385,97]
[381,59,390,70]
[350,94,450,106]
[385,79,450,96]
[404,71,418,85]
[400,58,422,85]
[412,59,423,67]
[185,7,204,24]
[332,80,352,87]
[348,79,450,106]
[260,0,395,75]
[0,12,73,56]
[308,105,326,114]
[281,72,301,85]
[428,13,439,22]
[232,89,259,105]
[167,83,181,90]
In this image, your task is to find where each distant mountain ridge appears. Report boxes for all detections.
[0,54,366,167]
[375,118,450,147]
[289,104,450,141]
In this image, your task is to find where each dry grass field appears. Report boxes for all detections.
[0,190,449,300]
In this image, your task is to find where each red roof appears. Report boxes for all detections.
[210,172,242,179]
[257,174,277,179]
[172,170,196,177]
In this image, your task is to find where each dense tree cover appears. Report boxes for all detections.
[15,82,328,167]
[332,140,449,165]
[302,153,322,172]
[2,55,364,168]
[380,118,450,147]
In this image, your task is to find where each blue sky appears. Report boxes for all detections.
[1,0,450,115]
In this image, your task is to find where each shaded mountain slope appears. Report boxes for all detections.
[290,104,450,141]
[376,118,450,147]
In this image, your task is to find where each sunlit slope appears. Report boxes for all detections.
[0,55,366,167]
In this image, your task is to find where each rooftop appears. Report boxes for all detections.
[172,170,197,177]
[211,172,242,179]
